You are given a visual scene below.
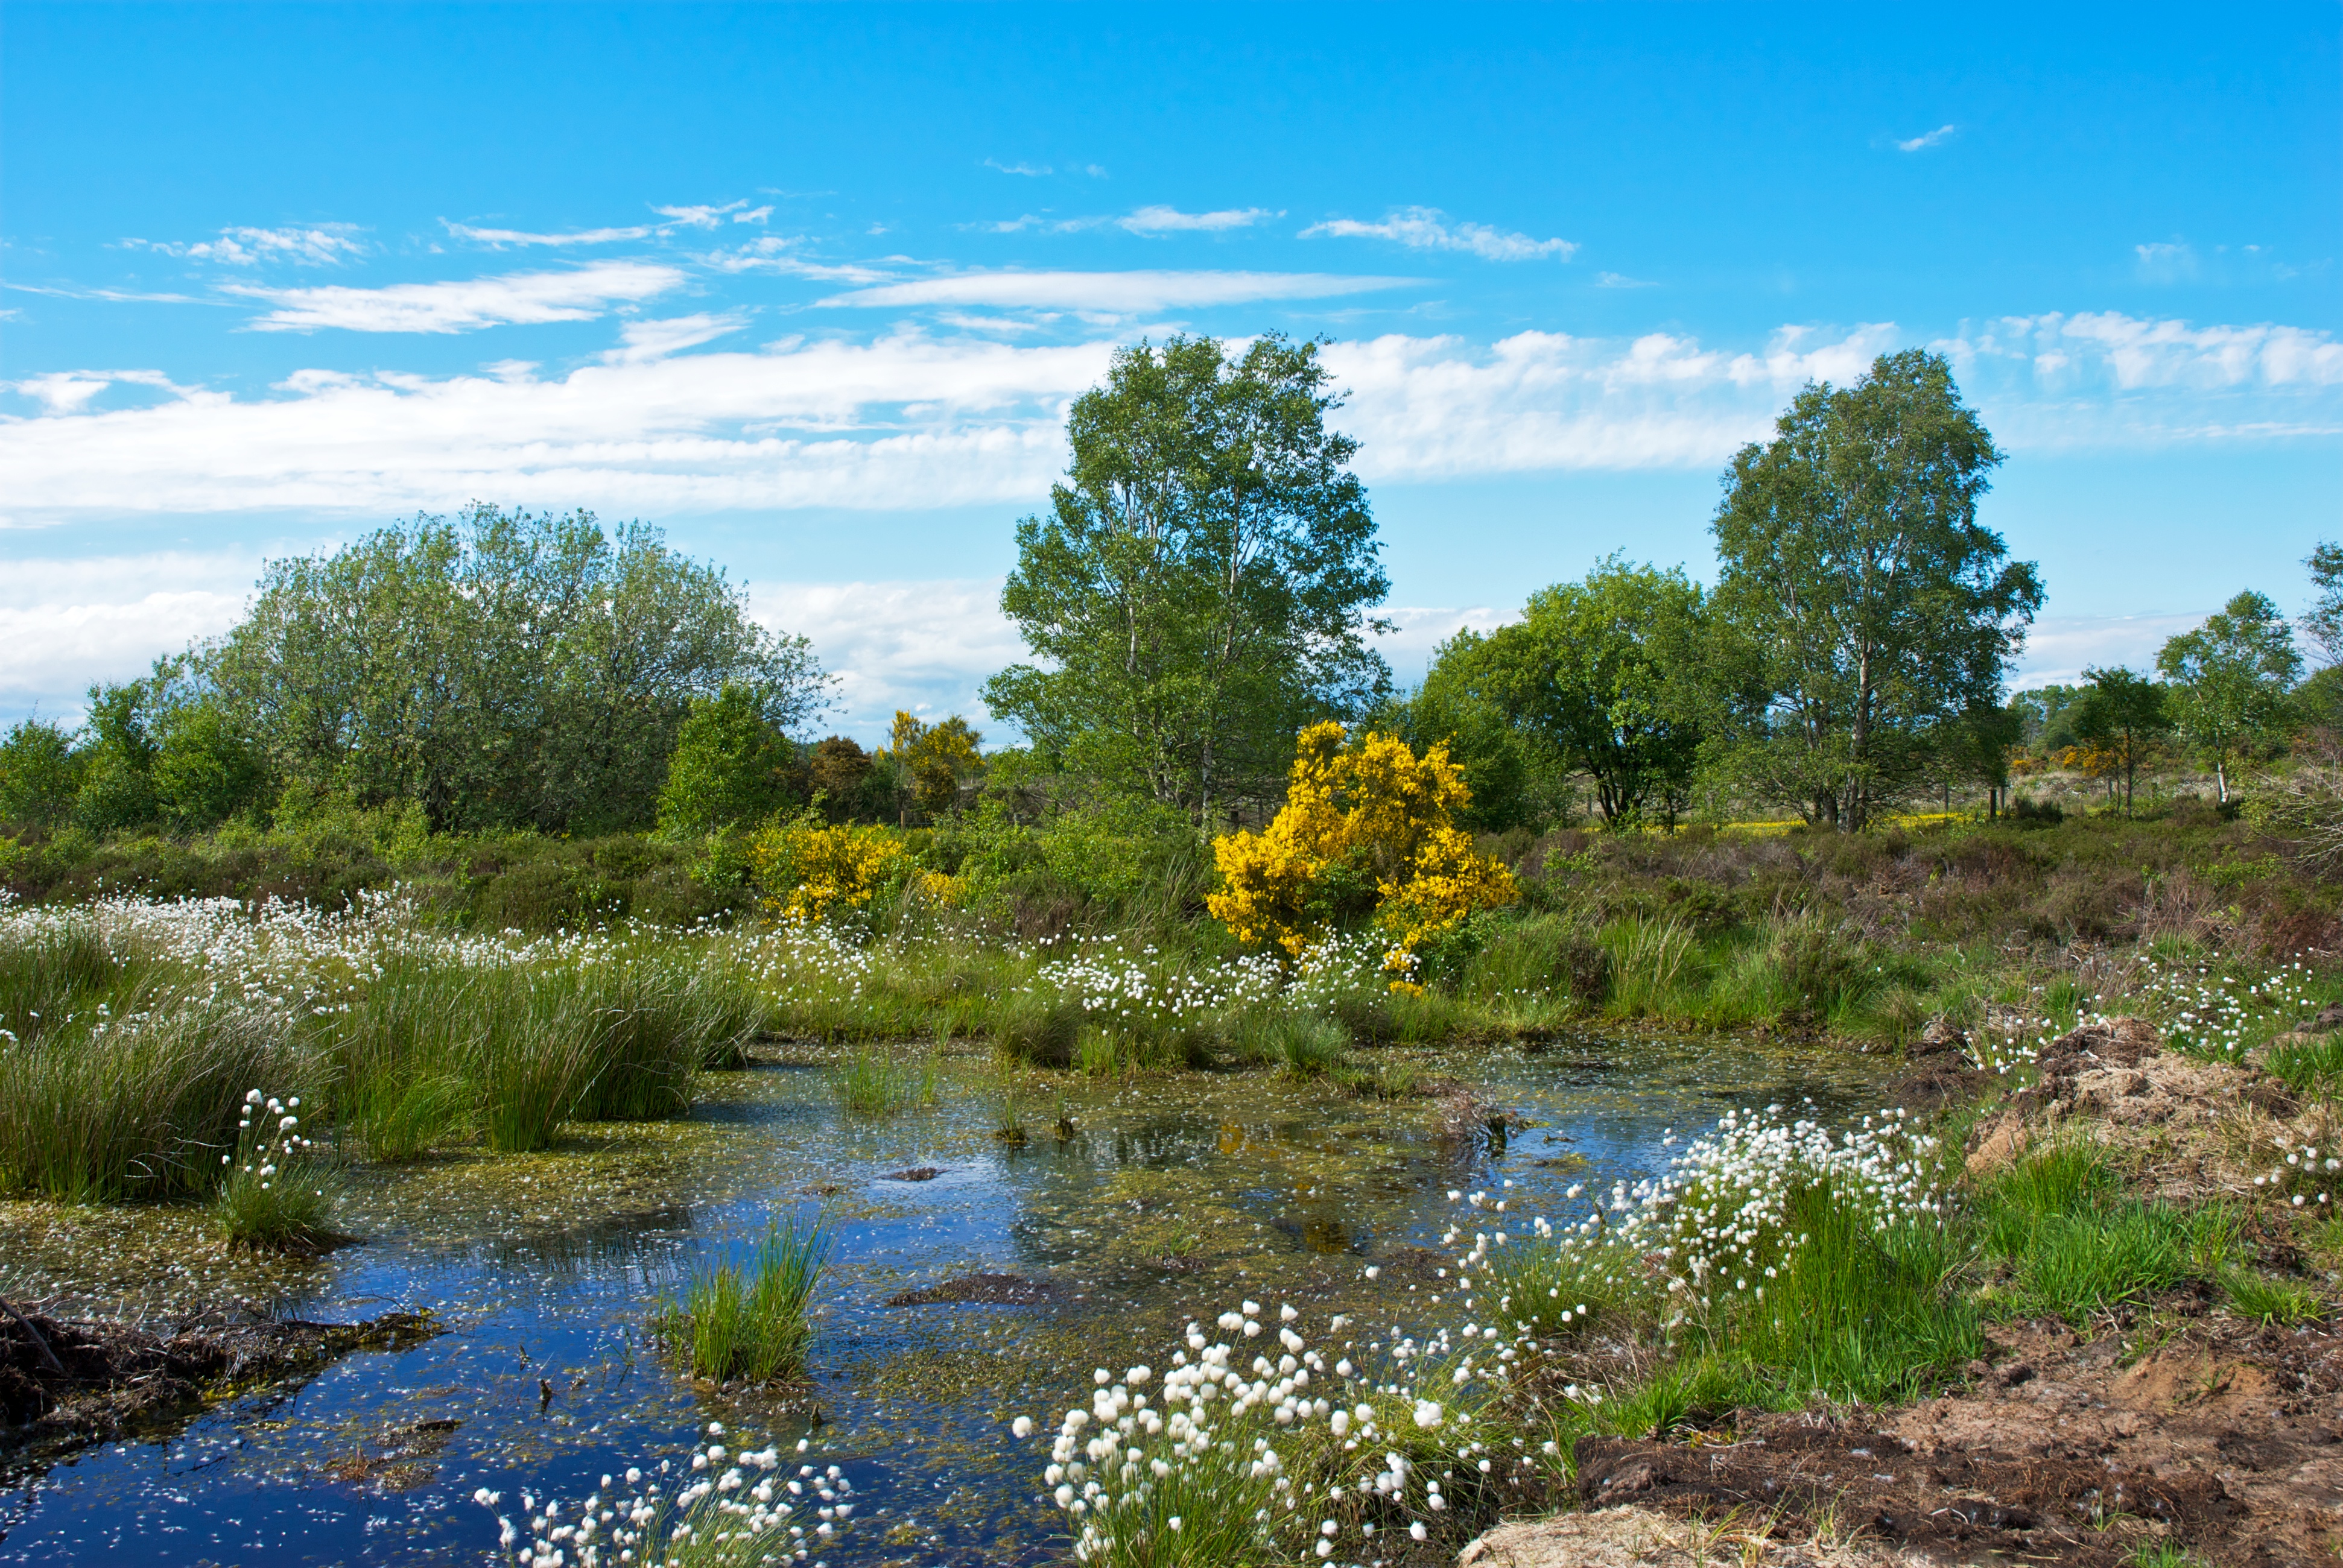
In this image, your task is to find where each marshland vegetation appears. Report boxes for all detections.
[2,343,2340,1566]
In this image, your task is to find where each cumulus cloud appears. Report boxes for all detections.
[1324,324,1899,476]
[122,224,367,266]
[226,261,686,333]
[1943,311,2343,393]
[2012,612,2217,688]
[1118,205,1279,234]
[1895,124,1958,153]
[753,578,1027,738]
[0,552,258,721]
[819,269,1419,312]
[1301,206,1577,262]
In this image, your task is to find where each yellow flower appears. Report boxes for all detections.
[1207,722,1515,959]
[747,820,907,922]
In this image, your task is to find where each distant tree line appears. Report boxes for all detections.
[6,340,2339,846]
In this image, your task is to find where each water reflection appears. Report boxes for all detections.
[0,1031,1894,1566]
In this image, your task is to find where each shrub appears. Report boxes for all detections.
[747,816,907,923]
[1208,722,1517,973]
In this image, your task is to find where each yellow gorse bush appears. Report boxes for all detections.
[747,818,908,923]
[1208,722,1517,969]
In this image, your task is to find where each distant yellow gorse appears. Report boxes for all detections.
[1208,722,1516,982]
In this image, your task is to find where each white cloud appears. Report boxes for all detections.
[652,201,761,228]
[1943,311,2343,393]
[6,283,217,306]
[122,224,367,266]
[702,237,892,282]
[0,335,1117,525]
[0,551,258,719]
[445,220,661,247]
[1324,325,1899,476]
[753,578,1026,738]
[5,312,2336,532]
[2134,241,2198,284]
[1895,124,1958,153]
[984,159,1053,177]
[603,312,749,364]
[1594,272,1657,289]
[2012,613,2212,688]
[1118,205,1278,235]
[819,270,1419,312]
[1301,207,1577,262]
[226,261,686,333]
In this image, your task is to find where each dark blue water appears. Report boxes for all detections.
[0,1035,1892,1566]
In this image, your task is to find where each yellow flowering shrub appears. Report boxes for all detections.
[747,818,908,923]
[1208,722,1517,967]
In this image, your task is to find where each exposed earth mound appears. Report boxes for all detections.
[0,1304,438,1448]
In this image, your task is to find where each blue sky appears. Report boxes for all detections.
[5,2,2339,740]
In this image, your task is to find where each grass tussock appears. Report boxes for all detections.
[212,1089,343,1251]
[658,1215,829,1384]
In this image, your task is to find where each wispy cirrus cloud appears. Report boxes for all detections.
[983,159,1052,177]
[603,312,750,364]
[224,261,686,333]
[1302,206,1577,262]
[121,224,367,266]
[1895,124,1959,153]
[5,282,219,306]
[2134,241,2198,285]
[700,236,893,283]
[1118,205,1279,234]
[446,201,772,248]
[445,220,662,247]
[1595,271,1657,289]
[818,269,1418,312]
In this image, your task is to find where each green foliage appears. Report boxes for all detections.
[0,996,294,1201]
[151,697,268,830]
[205,504,826,834]
[828,1047,932,1116]
[1976,1145,2234,1324]
[656,684,806,836]
[2158,589,2306,803]
[984,334,1390,817]
[658,1215,830,1383]
[2303,539,2342,669]
[212,1089,342,1251]
[2072,665,2170,817]
[1428,556,1708,828]
[0,718,81,830]
[1707,349,2043,829]
[2223,1268,2323,1326]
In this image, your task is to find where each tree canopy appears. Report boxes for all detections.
[208,505,827,833]
[1707,349,2043,830]
[2158,590,2304,803]
[984,334,1390,823]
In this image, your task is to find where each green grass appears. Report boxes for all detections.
[0,994,295,1200]
[213,1091,342,1251]
[1976,1144,2236,1325]
[828,1046,935,1116]
[657,1215,830,1384]
[2223,1268,2324,1326]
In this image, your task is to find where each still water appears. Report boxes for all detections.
[0,1034,1894,1566]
